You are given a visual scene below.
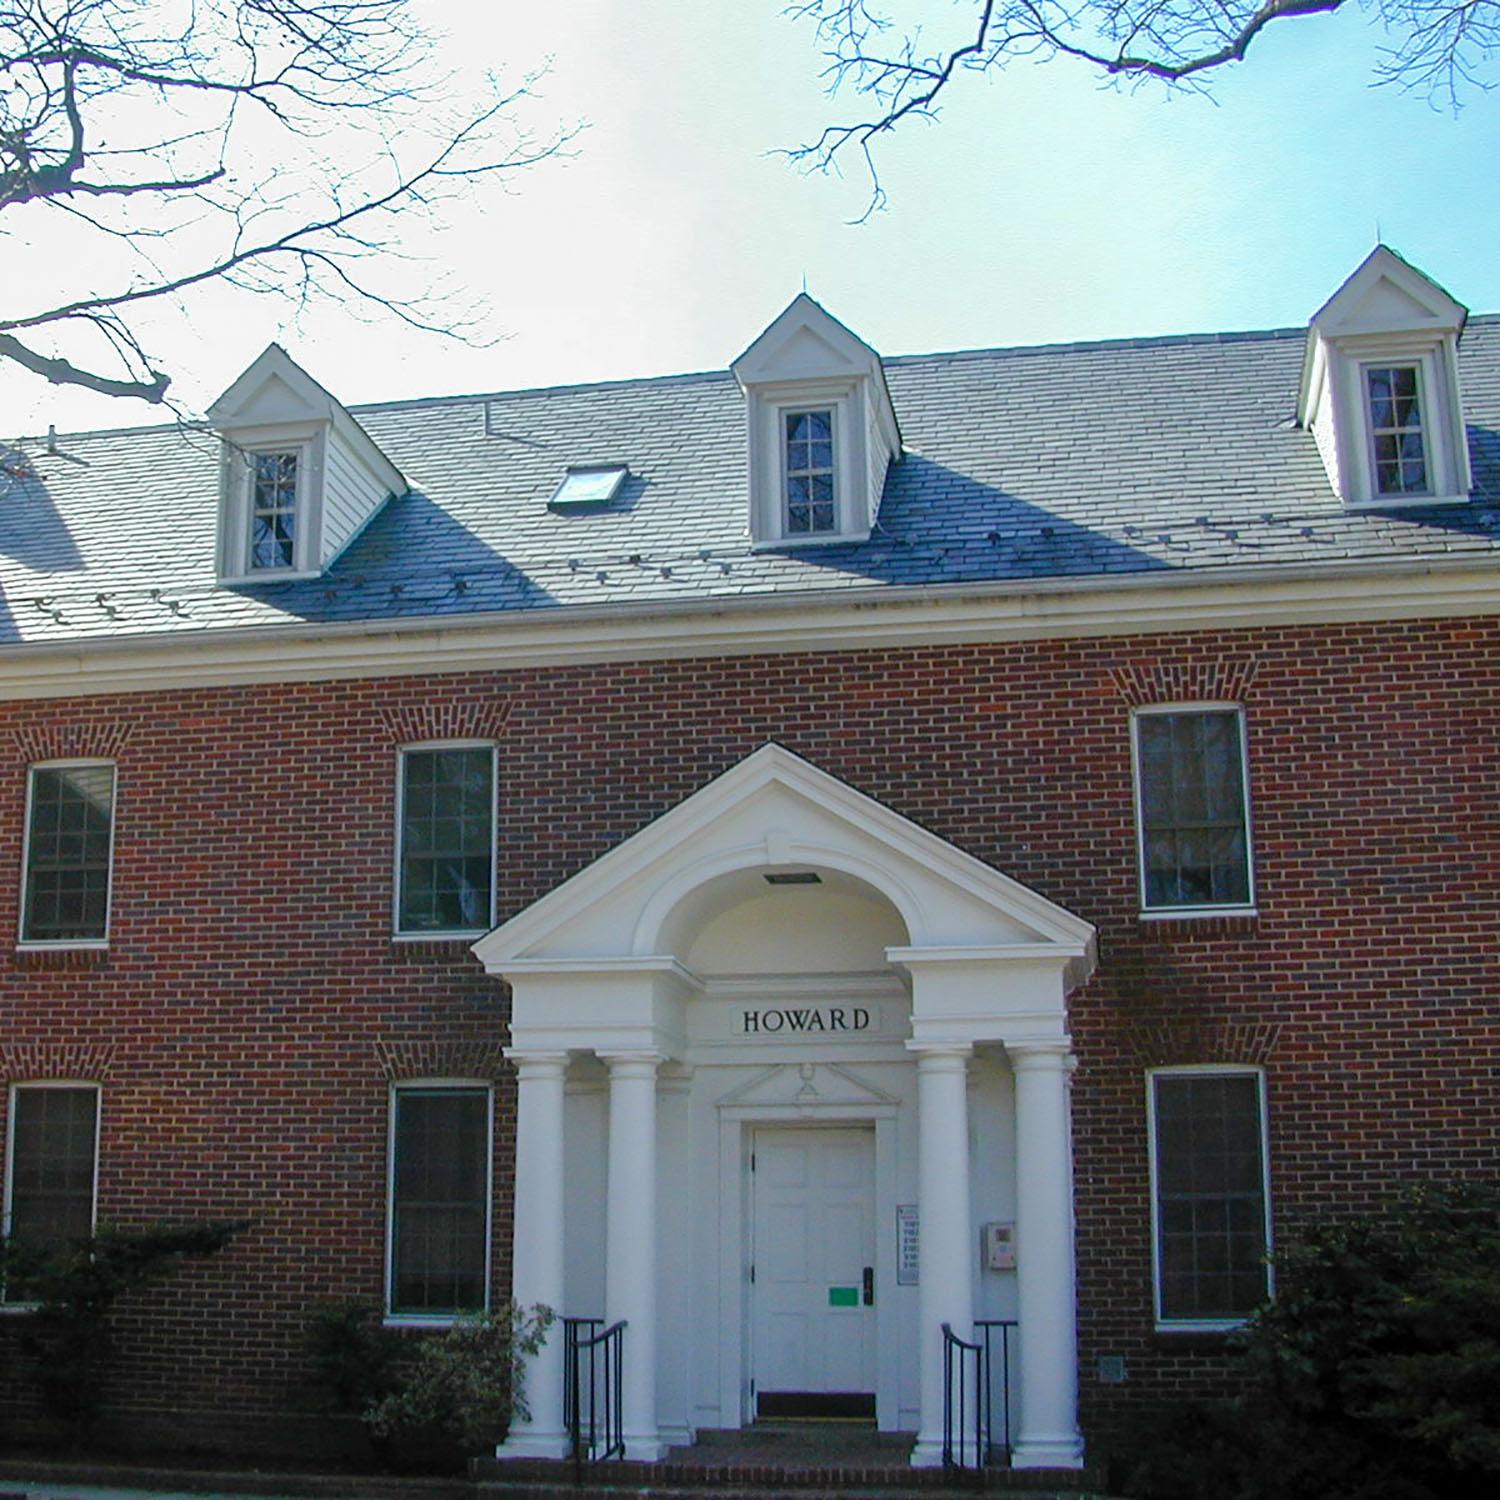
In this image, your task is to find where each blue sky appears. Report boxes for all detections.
[5,2,1498,435]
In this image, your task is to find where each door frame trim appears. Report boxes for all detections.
[717,1105,900,1431]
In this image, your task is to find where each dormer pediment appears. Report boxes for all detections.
[732,295,901,547]
[1299,248,1470,509]
[1309,247,1466,342]
[208,345,405,583]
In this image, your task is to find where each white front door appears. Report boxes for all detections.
[751,1126,877,1416]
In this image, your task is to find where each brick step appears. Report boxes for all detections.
[474,1487,1108,1500]
[473,1457,1112,1498]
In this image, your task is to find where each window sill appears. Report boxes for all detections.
[1154,1318,1248,1336]
[14,943,110,968]
[0,1301,41,1316]
[219,567,324,586]
[1342,493,1468,511]
[383,1312,483,1330]
[750,529,871,551]
[392,930,487,944]
[1139,907,1257,922]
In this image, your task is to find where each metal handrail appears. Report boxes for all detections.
[974,1318,1017,1463]
[563,1316,626,1477]
[941,1321,987,1470]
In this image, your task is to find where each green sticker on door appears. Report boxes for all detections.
[828,1285,859,1307]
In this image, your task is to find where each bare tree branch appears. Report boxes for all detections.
[0,0,568,406]
[787,0,1500,215]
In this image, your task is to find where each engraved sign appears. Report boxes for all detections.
[897,1204,919,1285]
[740,1006,871,1035]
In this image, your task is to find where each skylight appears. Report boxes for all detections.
[550,464,628,508]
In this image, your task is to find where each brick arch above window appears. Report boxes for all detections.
[6,721,134,763]
[377,698,513,747]
[1123,1019,1282,1069]
[372,1039,510,1083]
[0,1042,119,1082]
[1106,656,1260,708]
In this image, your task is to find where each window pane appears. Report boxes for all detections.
[398,748,495,932]
[391,1088,489,1315]
[249,449,298,569]
[1365,366,1428,496]
[783,408,836,535]
[5,1087,98,1302]
[1138,712,1250,909]
[24,765,114,942]
[1153,1074,1268,1321]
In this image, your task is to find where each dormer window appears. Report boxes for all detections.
[732,294,901,547]
[1300,248,1470,509]
[1364,365,1428,497]
[249,449,302,569]
[209,344,405,585]
[784,409,836,534]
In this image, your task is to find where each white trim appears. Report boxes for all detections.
[393,742,498,938]
[1130,704,1255,917]
[3,1081,103,1309]
[384,1078,495,1322]
[1145,1065,1272,1332]
[18,759,117,950]
[5,558,1500,703]
[218,429,324,583]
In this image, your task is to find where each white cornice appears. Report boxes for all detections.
[1,557,1498,701]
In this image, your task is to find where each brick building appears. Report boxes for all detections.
[1,247,1497,1468]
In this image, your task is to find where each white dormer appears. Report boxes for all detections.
[1299,247,1470,508]
[731,294,901,546]
[207,345,405,582]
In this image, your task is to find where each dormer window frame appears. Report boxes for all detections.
[218,423,327,583]
[1300,248,1471,512]
[1326,335,1468,510]
[747,377,870,548]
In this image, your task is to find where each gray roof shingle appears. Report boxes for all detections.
[4,317,1500,647]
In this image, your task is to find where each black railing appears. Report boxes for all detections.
[943,1319,1018,1468]
[941,1321,985,1469]
[563,1316,625,1476]
[975,1318,1017,1463]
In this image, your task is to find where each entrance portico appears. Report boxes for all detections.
[475,744,1096,1469]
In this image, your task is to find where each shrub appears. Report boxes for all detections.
[0,1221,246,1424]
[304,1300,554,1472]
[1116,1181,1500,1500]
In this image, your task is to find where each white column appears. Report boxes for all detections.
[496,1050,569,1460]
[1010,1042,1084,1469]
[908,1042,974,1468]
[603,1050,665,1462]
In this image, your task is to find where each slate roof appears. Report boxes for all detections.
[4,317,1500,648]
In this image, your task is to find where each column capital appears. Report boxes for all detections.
[1006,1040,1076,1074]
[906,1040,973,1065]
[599,1049,665,1075]
[505,1049,569,1080]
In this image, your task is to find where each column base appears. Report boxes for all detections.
[493,1429,570,1461]
[624,1432,668,1462]
[908,1433,947,1468]
[1011,1432,1086,1469]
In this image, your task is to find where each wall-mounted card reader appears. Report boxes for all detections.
[983,1221,1016,1271]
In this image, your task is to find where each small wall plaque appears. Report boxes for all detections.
[897,1204,919,1285]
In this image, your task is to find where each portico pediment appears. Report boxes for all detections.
[477,743,1092,965]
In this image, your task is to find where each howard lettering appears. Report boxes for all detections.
[741,1006,871,1035]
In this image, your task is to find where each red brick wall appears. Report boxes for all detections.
[1,616,1496,1444]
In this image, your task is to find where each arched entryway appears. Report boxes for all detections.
[473,744,1096,1469]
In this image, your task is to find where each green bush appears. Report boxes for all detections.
[1116,1181,1500,1500]
[304,1300,554,1472]
[0,1221,245,1423]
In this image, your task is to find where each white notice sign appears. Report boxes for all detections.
[897,1204,919,1285]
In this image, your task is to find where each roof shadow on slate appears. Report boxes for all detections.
[759,454,1174,586]
[0,445,87,644]
[222,487,560,623]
